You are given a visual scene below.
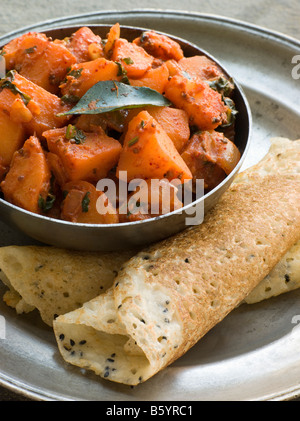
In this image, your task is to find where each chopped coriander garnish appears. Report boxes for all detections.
[0,71,31,105]
[208,77,234,97]
[128,136,139,147]
[221,97,238,127]
[65,124,86,144]
[68,68,83,79]
[116,61,126,77]
[115,61,130,85]
[81,192,90,213]
[65,124,76,139]
[122,57,134,65]
[38,193,56,212]
[60,94,80,105]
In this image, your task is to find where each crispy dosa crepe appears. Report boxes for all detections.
[53,172,300,385]
[0,247,134,326]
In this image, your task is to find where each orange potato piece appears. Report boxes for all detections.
[61,180,119,224]
[178,55,225,81]
[60,58,121,98]
[164,74,228,130]
[133,31,184,61]
[3,32,77,94]
[111,38,153,79]
[103,23,120,58]
[181,130,240,191]
[0,85,29,122]
[193,130,241,175]
[144,106,190,153]
[0,136,51,213]
[0,72,71,138]
[10,73,71,137]
[0,107,26,179]
[124,106,190,153]
[116,110,192,182]
[9,97,33,123]
[44,126,122,183]
[165,59,183,77]
[129,62,169,94]
[46,152,69,187]
[65,26,103,63]
[3,32,49,68]
[25,42,76,94]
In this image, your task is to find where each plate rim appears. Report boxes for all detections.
[0,8,299,402]
[0,8,299,48]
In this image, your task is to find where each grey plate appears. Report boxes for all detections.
[0,9,300,401]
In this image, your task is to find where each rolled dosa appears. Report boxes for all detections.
[53,173,300,385]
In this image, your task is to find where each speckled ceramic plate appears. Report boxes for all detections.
[0,9,300,401]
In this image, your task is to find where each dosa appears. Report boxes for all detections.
[53,171,300,385]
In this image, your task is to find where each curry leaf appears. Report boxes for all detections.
[57,80,171,116]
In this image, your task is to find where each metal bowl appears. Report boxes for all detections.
[0,25,252,251]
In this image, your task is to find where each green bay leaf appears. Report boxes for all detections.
[57,80,171,116]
